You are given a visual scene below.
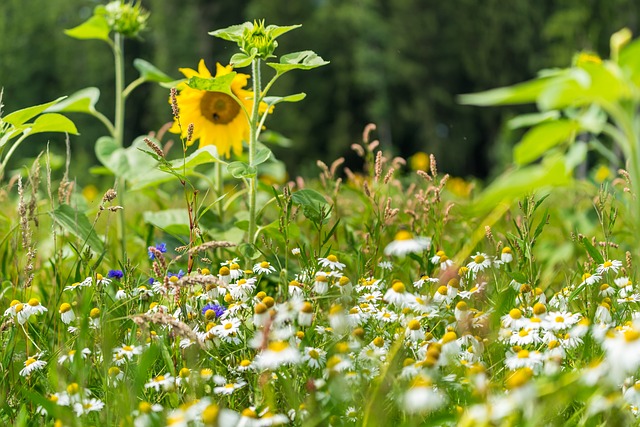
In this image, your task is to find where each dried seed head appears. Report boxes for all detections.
[144,138,164,158]
[430,154,438,178]
[170,88,180,119]
[383,167,395,184]
[187,123,194,143]
[351,144,365,157]
[102,189,117,203]
[363,123,376,143]
[374,151,383,183]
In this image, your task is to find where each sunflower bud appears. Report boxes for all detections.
[98,1,149,38]
[241,20,276,59]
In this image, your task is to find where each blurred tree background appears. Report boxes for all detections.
[1,0,639,183]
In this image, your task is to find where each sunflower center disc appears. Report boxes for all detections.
[200,91,240,124]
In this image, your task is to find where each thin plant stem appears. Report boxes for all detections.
[112,32,127,260]
[248,58,262,244]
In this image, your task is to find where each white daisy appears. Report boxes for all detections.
[213,380,246,395]
[59,302,76,324]
[467,253,492,274]
[413,275,439,290]
[73,398,105,416]
[596,259,623,275]
[431,250,454,270]
[384,230,431,256]
[214,317,241,337]
[378,261,393,271]
[253,261,276,275]
[20,355,47,376]
[302,347,327,369]
[318,254,346,271]
[500,247,514,263]
[313,273,329,295]
[253,341,301,369]
[144,374,175,392]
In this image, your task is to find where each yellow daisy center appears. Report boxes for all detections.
[394,230,413,241]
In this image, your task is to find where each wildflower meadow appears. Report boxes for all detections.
[5,2,640,427]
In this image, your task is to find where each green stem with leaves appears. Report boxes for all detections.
[248,58,262,244]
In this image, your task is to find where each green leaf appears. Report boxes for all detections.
[259,130,292,147]
[619,38,640,86]
[44,87,100,114]
[64,15,111,42]
[186,73,237,94]
[564,141,588,170]
[266,24,302,39]
[291,188,331,223]
[133,146,220,190]
[581,237,604,265]
[230,52,254,68]
[263,93,306,106]
[209,23,250,43]
[51,204,104,253]
[513,120,579,165]
[133,59,173,83]
[238,242,261,260]
[266,51,329,74]
[95,136,158,181]
[253,147,272,166]
[228,161,257,179]
[507,111,561,130]
[471,155,571,214]
[458,77,552,106]
[143,209,190,237]
[537,65,630,110]
[27,113,78,136]
[3,97,66,126]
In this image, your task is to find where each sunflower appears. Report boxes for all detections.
[170,59,266,158]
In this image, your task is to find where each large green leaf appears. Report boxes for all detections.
[95,136,158,181]
[266,51,329,74]
[143,209,190,237]
[132,145,220,190]
[27,113,78,136]
[458,77,552,106]
[64,15,111,42]
[51,204,104,253]
[44,88,100,114]
[619,38,640,86]
[537,64,629,110]
[133,59,173,83]
[471,155,571,214]
[3,97,66,126]
[186,73,236,94]
[513,120,579,165]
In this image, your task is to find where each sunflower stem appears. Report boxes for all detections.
[113,32,127,261]
[248,58,262,244]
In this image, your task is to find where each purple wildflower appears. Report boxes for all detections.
[202,303,226,318]
[148,243,167,260]
[107,269,124,280]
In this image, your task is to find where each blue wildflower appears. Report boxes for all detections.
[166,270,185,283]
[148,243,167,260]
[107,269,124,280]
[202,303,226,318]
